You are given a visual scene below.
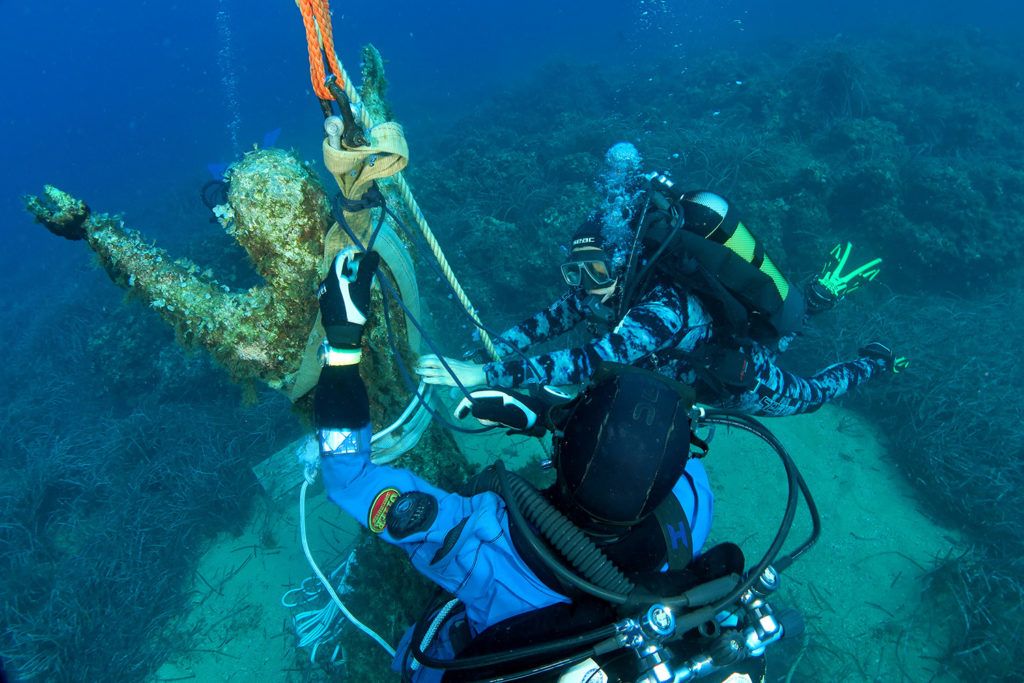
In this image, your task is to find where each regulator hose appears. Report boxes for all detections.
[407,591,615,673]
[492,408,817,615]
[496,463,635,598]
[673,409,819,625]
[702,410,821,570]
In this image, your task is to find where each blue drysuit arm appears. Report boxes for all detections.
[319,450,567,633]
[314,363,568,636]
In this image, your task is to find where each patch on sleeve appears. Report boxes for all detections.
[386,491,439,539]
[368,487,401,534]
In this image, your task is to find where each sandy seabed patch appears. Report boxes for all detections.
[153,403,960,683]
[705,405,961,682]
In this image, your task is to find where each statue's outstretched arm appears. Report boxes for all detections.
[25,150,332,391]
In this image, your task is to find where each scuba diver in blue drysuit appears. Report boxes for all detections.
[313,247,809,682]
[416,153,908,417]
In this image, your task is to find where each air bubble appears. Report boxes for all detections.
[216,1,242,157]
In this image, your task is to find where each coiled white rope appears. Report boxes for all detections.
[298,478,396,658]
[281,559,350,664]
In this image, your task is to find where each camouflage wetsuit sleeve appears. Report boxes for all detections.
[492,289,590,356]
[484,284,712,388]
[724,345,886,417]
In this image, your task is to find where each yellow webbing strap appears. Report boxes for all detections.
[322,122,409,206]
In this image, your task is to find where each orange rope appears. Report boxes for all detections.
[297,0,344,100]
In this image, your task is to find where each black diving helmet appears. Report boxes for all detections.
[550,365,696,534]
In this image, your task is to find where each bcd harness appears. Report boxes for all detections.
[624,174,808,347]
[591,175,812,402]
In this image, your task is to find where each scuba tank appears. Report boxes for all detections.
[620,174,808,345]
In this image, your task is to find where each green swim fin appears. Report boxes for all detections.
[818,242,882,299]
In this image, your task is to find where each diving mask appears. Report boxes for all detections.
[561,258,613,289]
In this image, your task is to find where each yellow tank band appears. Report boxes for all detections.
[724,223,757,261]
[760,255,790,299]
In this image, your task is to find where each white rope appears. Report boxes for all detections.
[299,478,396,657]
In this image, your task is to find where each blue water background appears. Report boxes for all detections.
[1,0,1015,280]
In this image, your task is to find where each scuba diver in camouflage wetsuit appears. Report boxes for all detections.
[417,167,907,418]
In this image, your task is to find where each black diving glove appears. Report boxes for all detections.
[859,342,909,374]
[455,389,542,435]
[454,386,573,436]
[455,389,546,436]
[317,248,381,364]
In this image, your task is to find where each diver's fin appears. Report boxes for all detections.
[818,242,882,298]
